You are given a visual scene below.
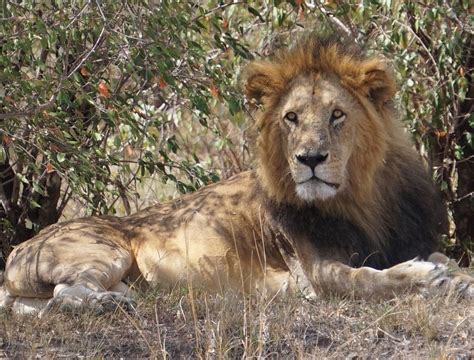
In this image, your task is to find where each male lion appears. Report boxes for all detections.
[1,36,472,314]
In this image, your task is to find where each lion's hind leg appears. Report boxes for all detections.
[3,217,138,315]
[1,272,49,314]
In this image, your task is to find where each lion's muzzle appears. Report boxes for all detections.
[295,152,328,170]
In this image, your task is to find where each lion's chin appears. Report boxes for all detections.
[295,180,338,201]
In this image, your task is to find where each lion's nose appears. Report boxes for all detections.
[296,152,328,170]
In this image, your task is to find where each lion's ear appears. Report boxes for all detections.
[359,61,397,107]
[243,61,279,106]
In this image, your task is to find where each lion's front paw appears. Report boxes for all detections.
[426,253,474,299]
[427,272,474,299]
[384,259,445,285]
[385,258,473,299]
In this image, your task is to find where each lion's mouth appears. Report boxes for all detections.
[297,176,340,189]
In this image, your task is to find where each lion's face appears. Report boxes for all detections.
[279,75,361,201]
[245,38,397,205]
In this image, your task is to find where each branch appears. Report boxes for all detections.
[307,1,353,38]
[0,95,55,121]
[0,0,107,122]
[192,1,246,22]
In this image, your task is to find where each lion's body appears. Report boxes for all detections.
[1,36,471,314]
[3,172,298,311]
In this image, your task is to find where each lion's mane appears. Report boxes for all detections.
[244,36,444,268]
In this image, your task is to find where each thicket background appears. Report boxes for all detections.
[0,0,472,268]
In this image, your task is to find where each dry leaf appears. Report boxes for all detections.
[210,84,219,98]
[45,163,55,173]
[80,67,90,77]
[98,82,109,97]
[159,78,167,89]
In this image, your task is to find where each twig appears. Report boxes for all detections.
[375,327,403,343]
[310,1,353,37]
[57,185,72,215]
[0,97,55,120]
[65,0,91,29]
[192,1,246,22]
[66,0,107,79]
[451,191,473,204]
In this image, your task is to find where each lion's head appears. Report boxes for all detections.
[244,36,402,209]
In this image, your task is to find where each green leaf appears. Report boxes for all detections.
[56,90,72,107]
[114,136,121,148]
[0,146,6,162]
[454,145,464,160]
[465,132,473,149]
[32,182,46,196]
[247,6,264,21]
[95,180,105,191]
[227,97,241,115]
[30,200,41,209]
[16,173,29,184]
[25,218,33,230]
[191,95,209,114]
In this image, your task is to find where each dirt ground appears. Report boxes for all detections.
[0,285,472,359]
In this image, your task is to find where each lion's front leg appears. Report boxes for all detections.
[311,258,473,299]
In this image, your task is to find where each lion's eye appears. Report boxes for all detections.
[332,109,344,119]
[331,109,345,127]
[284,112,298,123]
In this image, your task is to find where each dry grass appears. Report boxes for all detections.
[0,284,472,359]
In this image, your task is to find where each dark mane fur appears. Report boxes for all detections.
[263,156,443,269]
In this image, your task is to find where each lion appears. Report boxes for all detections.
[1,36,472,314]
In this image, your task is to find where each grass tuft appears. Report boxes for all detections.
[0,285,472,358]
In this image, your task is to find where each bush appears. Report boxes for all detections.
[0,1,472,267]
